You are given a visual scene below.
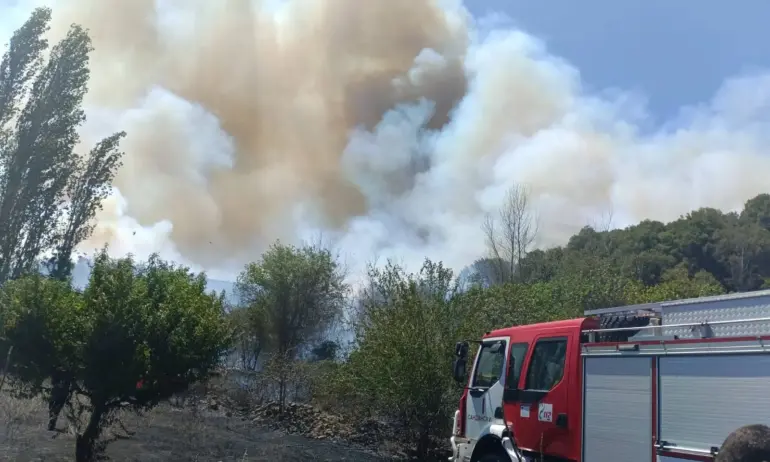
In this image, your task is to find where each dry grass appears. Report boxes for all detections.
[0,384,388,461]
[0,389,45,455]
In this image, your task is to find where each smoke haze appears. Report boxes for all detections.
[3,0,770,280]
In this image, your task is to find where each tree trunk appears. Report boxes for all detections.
[0,345,13,393]
[48,371,72,431]
[75,400,107,462]
[278,376,286,415]
[416,424,430,461]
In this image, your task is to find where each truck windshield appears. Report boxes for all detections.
[472,341,506,388]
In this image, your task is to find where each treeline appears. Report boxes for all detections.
[0,9,228,462]
[3,7,770,462]
[513,193,770,292]
[472,186,770,293]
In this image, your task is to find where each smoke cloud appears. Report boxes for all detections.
[4,0,770,280]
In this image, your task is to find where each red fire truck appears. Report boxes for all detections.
[449,289,770,462]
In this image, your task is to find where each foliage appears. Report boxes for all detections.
[235,241,348,411]
[227,306,264,371]
[333,259,472,459]
[236,242,347,357]
[48,131,126,281]
[0,275,84,390]
[1,251,231,461]
[0,8,125,284]
[515,196,770,293]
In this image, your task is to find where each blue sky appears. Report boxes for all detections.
[466,0,770,120]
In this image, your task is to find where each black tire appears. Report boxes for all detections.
[477,453,508,462]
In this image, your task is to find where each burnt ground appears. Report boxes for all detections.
[0,390,390,462]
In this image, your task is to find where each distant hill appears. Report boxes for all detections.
[60,257,240,305]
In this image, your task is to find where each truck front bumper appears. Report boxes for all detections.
[449,436,472,462]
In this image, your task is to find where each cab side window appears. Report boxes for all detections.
[472,341,506,388]
[506,343,528,388]
[525,337,568,391]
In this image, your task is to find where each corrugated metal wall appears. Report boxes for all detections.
[659,354,770,450]
[583,356,652,462]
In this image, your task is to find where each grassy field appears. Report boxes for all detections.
[0,389,388,461]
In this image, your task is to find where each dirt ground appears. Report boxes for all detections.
[0,390,389,461]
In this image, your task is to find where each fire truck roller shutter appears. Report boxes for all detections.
[582,356,652,462]
[659,354,770,453]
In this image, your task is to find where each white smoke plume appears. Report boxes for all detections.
[3,0,770,282]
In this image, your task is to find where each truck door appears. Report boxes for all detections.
[466,337,508,439]
[513,335,573,459]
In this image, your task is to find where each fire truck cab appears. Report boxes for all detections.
[450,289,770,462]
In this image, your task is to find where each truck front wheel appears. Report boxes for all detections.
[477,453,508,462]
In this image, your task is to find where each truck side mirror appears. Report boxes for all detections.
[455,341,469,359]
[453,341,470,383]
[453,357,467,383]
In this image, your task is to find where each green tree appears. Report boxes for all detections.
[0,273,85,430]
[0,7,52,280]
[0,9,126,284]
[0,20,89,280]
[716,222,770,292]
[0,274,83,391]
[2,251,231,462]
[566,226,609,256]
[0,7,50,128]
[0,12,127,429]
[228,306,266,371]
[518,247,563,284]
[549,252,630,312]
[740,194,770,231]
[611,220,676,285]
[42,130,126,431]
[466,256,512,288]
[236,241,347,412]
[47,131,126,281]
[665,208,732,283]
[339,259,472,459]
[624,263,724,303]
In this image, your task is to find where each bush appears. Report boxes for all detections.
[1,251,231,462]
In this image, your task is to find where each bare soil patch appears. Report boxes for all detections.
[0,390,390,461]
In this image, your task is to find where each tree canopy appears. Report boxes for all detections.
[517,198,770,293]
[235,241,348,410]
[0,7,125,284]
[339,260,470,459]
[2,251,231,461]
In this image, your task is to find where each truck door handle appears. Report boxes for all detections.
[556,413,568,429]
